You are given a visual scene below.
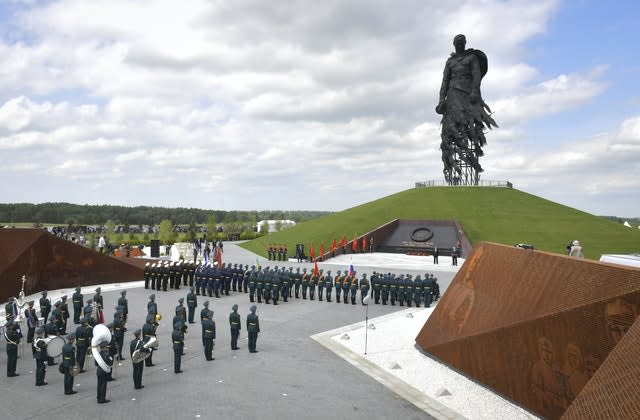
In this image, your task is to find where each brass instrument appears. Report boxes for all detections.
[91,324,112,373]
[131,336,158,363]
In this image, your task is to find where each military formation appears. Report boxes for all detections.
[4,287,261,405]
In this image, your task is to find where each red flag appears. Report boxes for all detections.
[340,236,347,247]
[362,236,367,252]
[331,238,337,252]
[319,244,325,258]
[216,246,222,268]
[352,235,358,252]
[313,258,319,276]
[310,244,315,259]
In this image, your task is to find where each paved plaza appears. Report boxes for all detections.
[2,242,459,420]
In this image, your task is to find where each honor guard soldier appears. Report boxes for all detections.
[247,305,260,353]
[202,311,216,360]
[25,300,38,344]
[40,290,51,324]
[75,317,91,373]
[34,326,47,385]
[389,274,399,305]
[422,275,433,308]
[176,261,184,289]
[263,267,272,304]
[398,274,406,306]
[44,316,59,366]
[229,304,241,350]
[280,268,290,302]
[350,272,359,305]
[371,272,381,304]
[293,267,302,298]
[105,323,117,381]
[194,263,203,295]
[176,298,187,324]
[130,329,147,389]
[200,301,211,325]
[317,269,325,301]
[144,262,151,289]
[72,287,84,324]
[117,290,129,322]
[301,268,309,299]
[5,321,21,377]
[342,272,351,304]
[334,270,343,303]
[187,261,196,287]
[147,294,158,319]
[413,275,423,308]
[324,270,333,302]
[248,266,257,302]
[242,264,251,293]
[271,269,280,305]
[309,269,317,300]
[152,263,160,291]
[169,262,176,289]
[62,332,77,395]
[231,263,238,292]
[142,314,157,367]
[256,268,264,303]
[172,322,185,373]
[432,274,440,301]
[93,288,104,324]
[187,287,197,324]
[113,311,126,361]
[381,273,390,305]
[404,275,415,307]
[359,274,370,305]
[4,297,17,323]
[96,340,113,404]
[83,299,96,327]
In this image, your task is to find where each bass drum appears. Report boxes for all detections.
[46,336,66,358]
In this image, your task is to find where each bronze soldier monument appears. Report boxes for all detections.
[436,34,498,185]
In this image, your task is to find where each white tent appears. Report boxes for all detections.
[600,254,640,268]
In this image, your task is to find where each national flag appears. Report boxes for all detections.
[348,261,355,277]
[313,258,319,276]
[215,246,222,268]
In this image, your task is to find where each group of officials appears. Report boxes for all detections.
[4,287,261,405]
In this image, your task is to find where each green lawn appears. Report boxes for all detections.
[240,187,639,260]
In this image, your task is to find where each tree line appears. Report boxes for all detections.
[0,202,330,226]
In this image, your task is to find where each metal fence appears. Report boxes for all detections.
[415,180,512,188]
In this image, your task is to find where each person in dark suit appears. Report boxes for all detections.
[62,333,77,395]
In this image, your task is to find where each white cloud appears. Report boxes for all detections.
[0,0,636,216]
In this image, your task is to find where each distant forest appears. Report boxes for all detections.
[0,203,331,225]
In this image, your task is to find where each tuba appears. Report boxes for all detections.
[16,275,29,312]
[91,324,112,373]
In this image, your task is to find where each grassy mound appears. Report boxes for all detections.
[240,187,638,260]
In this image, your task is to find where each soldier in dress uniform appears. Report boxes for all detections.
[194,263,203,295]
[44,316,59,366]
[371,272,381,304]
[83,299,95,326]
[93,288,104,323]
[248,266,257,302]
[271,269,280,305]
[423,275,433,308]
[350,272,359,305]
[293,267,302,298]
[130,329,147,389]
[242,264,250,293]
[202,310,216,361]
[105,323,118,381]
[229,304,241,350]
[96,340,113,403]
[25,300,38,344]
[40,290,51,324]
[62,332,77,395]
[187,287,197,324]
[309,269,317,300]
[398,274,406,306]
[342,271,351,304]
[263,267,272,304]
[381,273,390,305]
[175,298,187,324]
[147,294,158,319]
[33,327,48,385]
[5,321,21,377]
[334,270,343,303]
[247,305,260,353]
[389,274,398,306]
[172,322,185,373]
[359,274,370,305]
[144,263,151,289]
[75,317,91,373]
[113,311,126,361]
[280,267,290,302]
[256,267,264,303]
[142,314,157,367]
[200,301,210,325]
[72,287,84,324]
[324,270,333,302]
[317,269,325,301]
[117,290,128,323]
[413,275,423,308]
[301,268,309,299]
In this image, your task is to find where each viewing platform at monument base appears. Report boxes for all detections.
[415,179,513,188]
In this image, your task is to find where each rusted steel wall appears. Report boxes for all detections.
[416,242,640,420]
[0,229,143,302]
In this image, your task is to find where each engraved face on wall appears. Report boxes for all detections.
[605,298,637,345]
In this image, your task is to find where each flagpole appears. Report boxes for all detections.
[364,301,369,356]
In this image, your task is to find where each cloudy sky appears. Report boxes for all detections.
[0,0,638,217]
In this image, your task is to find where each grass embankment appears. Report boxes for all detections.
[240,187,639,260]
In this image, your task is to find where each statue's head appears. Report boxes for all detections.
[453,34,466,48]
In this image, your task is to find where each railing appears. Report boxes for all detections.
[415,180,512,188]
